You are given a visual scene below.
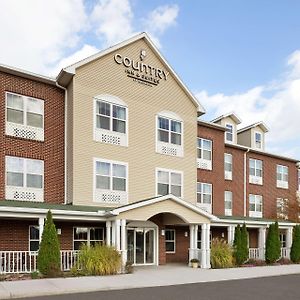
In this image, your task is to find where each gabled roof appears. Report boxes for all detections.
[57,32,206,115]
[237,121,269,134]
[108,194,218,221]
[211,112,242,125]
[197,119,227,131]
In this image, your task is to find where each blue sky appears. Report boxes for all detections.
[0,0,299,158]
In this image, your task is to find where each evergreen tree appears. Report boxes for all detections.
[291,225,300,263]
[37,210,61,276]
[233,225,244,265]
[240,223,249,263]
[265,223,281,264]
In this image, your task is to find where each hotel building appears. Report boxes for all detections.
[0,33,299,272]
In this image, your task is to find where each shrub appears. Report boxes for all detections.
[291,225,300,263]
[37,210,61,277]
[278,258,292,265]
[233,224,248,265]
[265,222,281,264]
[246,259,267,266]
[78,244,121,276]
[240,223,249,263]
[210,238,233,269]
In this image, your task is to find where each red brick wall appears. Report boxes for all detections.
[0,71,65,204]
[211,227,228,241]
[197,125,225,215]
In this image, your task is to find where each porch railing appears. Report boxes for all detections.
[248,247,291,260]
[249,248,261,260]
[0,250,79,274]
[280,247,290,259]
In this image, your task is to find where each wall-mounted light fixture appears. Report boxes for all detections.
[161,229,165,236]
[184,232,188,237]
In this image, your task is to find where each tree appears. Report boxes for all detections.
[37,210,61,276]
[291,225,300,263]
[240,223,249,263]
[233,225,245,265]
[265,223,280,264]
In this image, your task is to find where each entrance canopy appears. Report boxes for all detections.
[109,194,218,224]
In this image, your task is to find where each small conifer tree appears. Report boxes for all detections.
[240,223,249,263]
[265,223,281,264]
[291,225,300,263]
[233,225,243,265]
[37,210,61,276]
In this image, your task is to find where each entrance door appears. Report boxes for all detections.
[127,228,155,265]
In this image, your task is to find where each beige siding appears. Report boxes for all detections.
[70,38,198,207]
[217,116,238,144]
[237,129,251,147]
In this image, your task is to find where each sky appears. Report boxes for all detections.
[0,0,299,158]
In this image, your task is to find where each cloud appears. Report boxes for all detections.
[196,50,300,158]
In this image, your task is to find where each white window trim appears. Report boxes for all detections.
[224,191,233,216]
[29,225,40,253]
[197,138,212,170]
[155,114,184,157]
[93,157,128,205]
[253,130,263,150]
[73,227,104,250]
[93,96,128,147]
[5,91,45,141]
[276,164,289,189]
[225,123,234,144]
[249,158,263,185]
[155,167,184,198]
[165,229,176,253]
[249,194,263,218]
[196,182,213,214]
[224,153,233,180]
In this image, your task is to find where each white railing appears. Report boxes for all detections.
[249,248,260,260]
[281,247,290,259]
[0,250,79,274]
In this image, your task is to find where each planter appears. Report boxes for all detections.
[191,262,199,268]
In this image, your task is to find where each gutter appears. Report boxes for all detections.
[56,82,68,205]
[244,148,250,217]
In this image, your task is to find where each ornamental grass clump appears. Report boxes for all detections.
[210,238,233,269]
[78,244,121,276]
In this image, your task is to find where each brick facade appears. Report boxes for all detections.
[0,71,65,204]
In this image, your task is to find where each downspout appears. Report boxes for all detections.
[244,148,250,217]
[56,82,68,205]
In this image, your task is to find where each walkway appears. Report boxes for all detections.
[1,264,300,299]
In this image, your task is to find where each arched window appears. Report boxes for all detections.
[93,94,128,147]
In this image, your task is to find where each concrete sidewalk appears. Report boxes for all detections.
[1,264,300,299]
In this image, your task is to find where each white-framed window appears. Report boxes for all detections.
[280,233,287,248]
[249,194,263,218]
[197,182,212,213]
[225,191,233,216]
[254,131,262,149]
[94,158,128,205]
[224,153,233,180]
[249,158,263,185]
[29,225,39,252]
[165,229,175,253]
[197,138,212,170]
[225,123,234,143]
[156,113,183,157]
[277,198,288,220]
[73,227,104,250]
[93,95,128,147]
[156,168,182,198]
[276,165,289,189]
[5,156,44,202]
[6,92,44,141]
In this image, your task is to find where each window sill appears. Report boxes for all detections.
[6,122,44,142]
[94,128,128,147]
[156,141,183,157]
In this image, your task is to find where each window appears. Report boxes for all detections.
[165,229,175,253]
[73,227,104,250]
[225,123,233,142]
[249,159,263,185]
[158,116,182,145]
[6,92,44,141]
[29,225,39,252]
[157,169,182,198]
[94,159,128,204]
[277,198,288,220]
[197,138,212,170]
[5,156,44,202]
[255,132,262,149]
[276,165,289,189]
[225,191,233,216]
[224,153,233,180]
[249,194,263,218]
[197,182,212,213]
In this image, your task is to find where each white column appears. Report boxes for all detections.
[106,221,111,246]
[194,225,199,249]
[121,219,127,264]
[111,220,116,247]
[206,224,211,268]
[227,226,235,245]
[258,227,266,260]
[189,225,195,262]
[115,219,121,251]
[201,224,206,268]
[286,227,293,259]
[38,217,45,243]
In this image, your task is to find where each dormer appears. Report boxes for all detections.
[237,122,269,151]
[211,112,242,144]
